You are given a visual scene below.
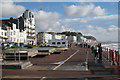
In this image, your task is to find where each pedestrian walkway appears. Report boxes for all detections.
[2,47,120,80]
[88,50,120,78]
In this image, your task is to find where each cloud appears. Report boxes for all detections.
[2,0,120,2]
[64,4,106,17]
[0,1,26,17]
[64,18,88,23]
[34,10,65,32]
[108,25,118,31]
[63,14,118,24]
[93,15,118,20]
[1,0,43,2]
[79,25,118,42]
[61,25,75,32]
[34,10,75,32]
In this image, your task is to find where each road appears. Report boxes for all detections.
[1,46,120,80]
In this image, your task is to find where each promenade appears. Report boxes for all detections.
[2,45,120,80]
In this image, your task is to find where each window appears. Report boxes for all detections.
[17,39,19,42]
[11,32,12,35]
[1,32,3,35]
[11,37,12,41]
[52,42,55,44]
[57,42,61,45]
[5,32,7,36]
[14,31,15,35]
[32,15,34,18]
[62,42,66,44]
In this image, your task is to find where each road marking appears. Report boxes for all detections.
[53,50,79,70]
[85,51,88,70]
[40,49,79,80]
[40,77,46,80]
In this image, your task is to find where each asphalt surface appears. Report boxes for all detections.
[1,46,120,80]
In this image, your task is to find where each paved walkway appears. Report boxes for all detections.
[87,50,120,78]
[1,46,120,80]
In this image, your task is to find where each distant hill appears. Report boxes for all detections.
[84,36,97,41]
[57,31,83,36]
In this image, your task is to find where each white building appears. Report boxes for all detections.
[79,36,87,43]
[83,36,97,43]
[8,23,27,44]
[0,10,36,46]
[54,34,62,40]
[19,30,27,43]
[67,35,77,44]
[37,32,52,45]
[2,10,36,45]
[54,34,67,40]
[8,23,20,43]
[0,24,8,44]
[0,21,27,47]
[23,10,36,45]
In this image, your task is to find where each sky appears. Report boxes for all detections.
[0,1,119,42]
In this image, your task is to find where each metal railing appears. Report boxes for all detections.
[2,49,29,65]
[102,47,120,66]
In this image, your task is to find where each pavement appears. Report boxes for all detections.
[1,46,120,80]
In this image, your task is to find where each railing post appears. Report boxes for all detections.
[3,50,5,65]
[18,50,20,64]
[27,51,29,61]
[106,48,109,61]
[109,49,111,62]
[14,50,16,61]
[15,51,16,61]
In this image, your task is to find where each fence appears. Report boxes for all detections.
[2,49,29,64]
[102,47,120,70]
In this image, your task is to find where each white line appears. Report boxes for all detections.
[85,51,88,71]
[40,49,79,80]
[40,77,46,80]
[53,50,79,70]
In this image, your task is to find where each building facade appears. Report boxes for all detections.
[23,10,36,45]
[54,34,66,40]
[0,24,8,44]
[37,32,52,45]
[8,23,27,46]
[67,35,77,44]
[1,10,36,46]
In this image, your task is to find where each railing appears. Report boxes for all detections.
[102,47,117,63]
[101,47,120,70]
[2,49,29,65]
[84,43,120,70]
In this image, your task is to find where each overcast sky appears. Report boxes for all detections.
[0,1,119,42]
